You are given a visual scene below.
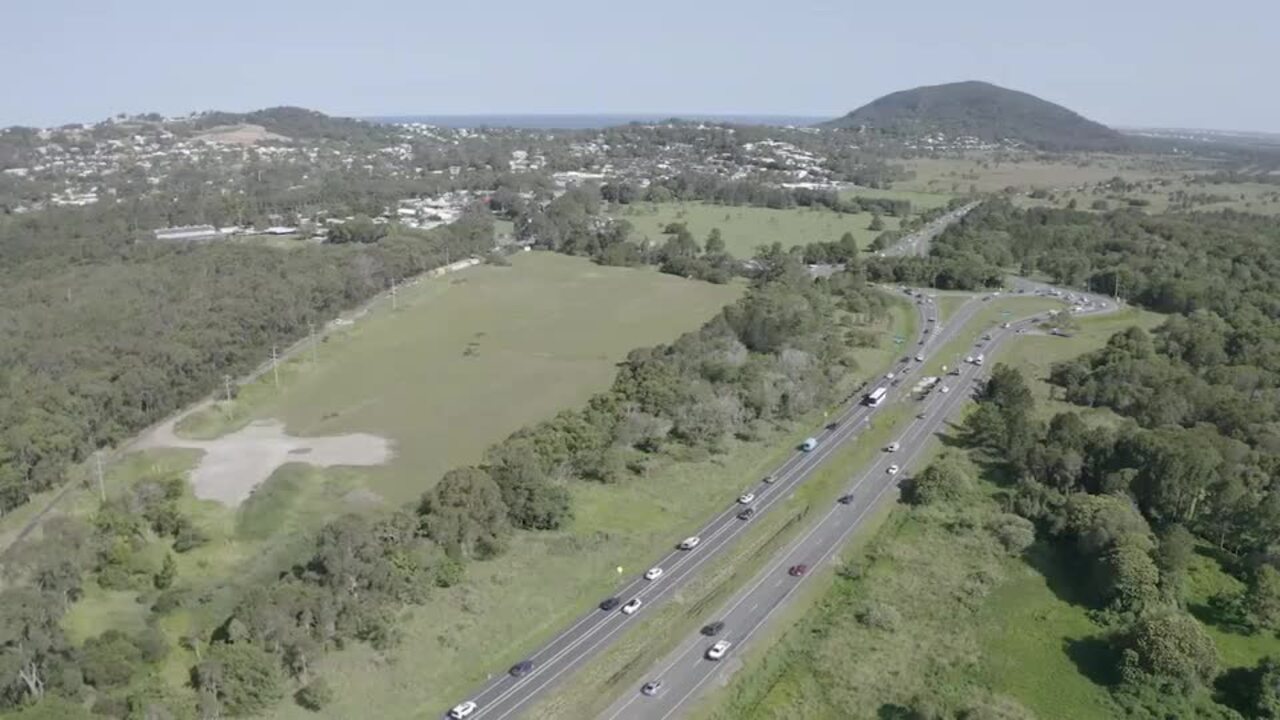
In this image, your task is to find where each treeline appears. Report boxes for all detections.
[0,208,496,517]
[963,363,1280,718]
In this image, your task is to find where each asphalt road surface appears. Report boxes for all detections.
[598,293,1117,720]
[447,292,999,720]
[881,201,980,258]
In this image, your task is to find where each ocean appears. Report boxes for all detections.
[366,114,826,129]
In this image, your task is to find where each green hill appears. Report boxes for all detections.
[822,81,1127,151]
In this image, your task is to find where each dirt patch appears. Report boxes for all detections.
[136,418,391,506]
[194,123,289,146]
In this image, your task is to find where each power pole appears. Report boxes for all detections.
[94,451,105,502]
[308,322,318,364]
[271,345,280,388]
[390,278,399,311]
[1114,269,1121,302]
[223,374,233,403]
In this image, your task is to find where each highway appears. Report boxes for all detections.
[597,290,1117,720]
[881,201,980,257]
[446,287,998,720]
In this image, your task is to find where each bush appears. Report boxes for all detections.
[989,514,1036,555]
[857,601,901,631]
[295,678,334,712]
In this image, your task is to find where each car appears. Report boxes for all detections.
[885,442,900,452]
[885,372,896,380]
[965,355,974,363]
[788,564,809,577]
[449,701,478,719]
[600,597,621,611]
[762,474,777,484]
[800,437,818,452]
[837,494,855,505]
[509,660,534,677]
[737,507,756,521]
[982,334,992,341]
[917,412,927,420]
[645,567,664,581]
[940,386,951,394]
[621,598,642,615]
[928,316,936,322]
[914,354,924,362]
[949,367,961,376]
[825,420,841,430]
[707,640,733,660]
[701,621,725,636]
[641,680,663,697]
[678,536,701,550]
[887,464,900,475]
[1001,322,1011,329]
[922,327,930,334]
[738,492,756,505]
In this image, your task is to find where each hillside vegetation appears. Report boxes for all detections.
[823,81,1127,151]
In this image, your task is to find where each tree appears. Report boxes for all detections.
[193,642,284,718]
[154,553,177,590]
[1118,610,1218,693]
[1155,524,1196,603]
[1101,535,1162,614]
[326,214,388,244]
[906,454,970,505]
[80,630,141,689]
[868,213,885,231]
[1247,565,1280,632]
[419,467,510,559]
[705,228,726,255]
[989,513,1036,555]
[0,588,74,704]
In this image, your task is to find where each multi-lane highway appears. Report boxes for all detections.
[446,289,1001,720]
[882,201,980,257]
[598,290,1117,720]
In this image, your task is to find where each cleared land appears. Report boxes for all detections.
[192,123,289,145]
[611,202,900,258]
[174,251,739,506]
[839,185,954,210]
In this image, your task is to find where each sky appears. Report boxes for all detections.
[3,0,1277,132]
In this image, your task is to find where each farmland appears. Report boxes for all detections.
[610,202,902,259]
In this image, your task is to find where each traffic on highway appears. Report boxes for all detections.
[443,270,1115,720]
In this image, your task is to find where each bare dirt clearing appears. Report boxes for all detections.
[193,123,289,146]
[136,416,391,506]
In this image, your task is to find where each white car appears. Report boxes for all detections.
[887,464,900,475]
[914,354,924,362]
[679,536,701,550]
[965,356,974,364]
[449,701,477,719]
[885,442,900,452]
[706,640,732,660]
[738,492,756,505]
[886,372,896,380]
[621,598,642,615]
[940,386,951,394]
[645,567,664,581]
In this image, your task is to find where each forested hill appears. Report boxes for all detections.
[188,106,394,143]
[822,80,1128,151]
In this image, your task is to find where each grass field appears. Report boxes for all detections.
[175,251,740,506]
[898,154,1183,195]
[610,202,900,259]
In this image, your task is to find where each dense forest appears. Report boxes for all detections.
[0,245,893,717]
[0,205,497,517]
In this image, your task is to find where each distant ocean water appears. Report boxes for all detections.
[366,114,827,129]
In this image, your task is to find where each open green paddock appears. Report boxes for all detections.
[609,202,900,259]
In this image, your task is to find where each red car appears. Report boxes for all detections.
[788,564,808,577]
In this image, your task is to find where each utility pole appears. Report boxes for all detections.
[390,278,399,311]
[308,322,318,364]
[271,345,280,388]
[1114,268,1121,302]
[94,451,105,502]
[223,374,233,403]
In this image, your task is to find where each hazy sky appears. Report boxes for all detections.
[3,0,1276,131]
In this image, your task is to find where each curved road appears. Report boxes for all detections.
[448,288,1006,719]
[597,289,1116,720]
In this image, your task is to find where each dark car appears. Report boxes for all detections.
[701,621,725,637]
[825,421,841,430]
[509,660,534,677]
[788,564,809,577]
[600,597,621,611]
[837,494,855,505]
[737,507,756,521]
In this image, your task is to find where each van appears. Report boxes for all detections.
[800,437,818,452]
